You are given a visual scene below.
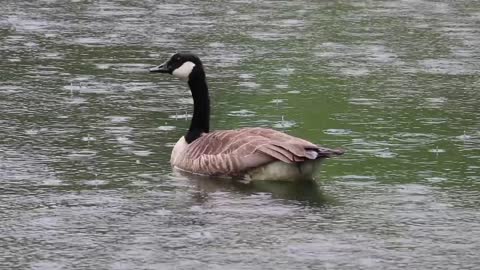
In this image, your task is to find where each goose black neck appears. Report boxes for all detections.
[185,75,210,143]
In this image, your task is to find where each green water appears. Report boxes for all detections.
[1,0,479,269]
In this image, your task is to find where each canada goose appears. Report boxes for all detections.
[150,53,343,181]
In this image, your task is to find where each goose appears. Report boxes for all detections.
[149,53,344,181]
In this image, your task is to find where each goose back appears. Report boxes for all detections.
[171,127,343,177]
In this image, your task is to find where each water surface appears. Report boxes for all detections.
[1,0,479,269]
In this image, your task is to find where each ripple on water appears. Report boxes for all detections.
[275,84,289,89]
[62,83,80,93]
[105,126,133,135]
[349,138,398,157]
[425,177,448,183]
[83,179,109,186]
[65,97,87,104]
[7,57,21,62]
[239,73,255,79]
[40,179,64,186]
[249,31,291,41]
[337,175,377,180]
[287,90,301,94]
[425,97,447,104]
[6,17,53,32]
[324,129,353,136]
[280,19,304,27]
[131,150,152,157]
[335,175,378,186]
[315,43,401,75]
[188,231,214,241]
[429,147,446,154]
[38,52,64,60]
[239,81,260,89]
[31,66,61,77]
[0,85,22,94]
[122,82,155,92]
[273,118,296,129]
[158,125,176,131]
[177,98,194,105]
[66,150,97,160]
[276,67,295,76]
[154,3,198,16]
[418,117,447,125]
[348,98,379,106]
[454,132,473,141]
[165,142,176,148]
[423,97,448,108]
[208,42,225,48]
[374,150,398,158]
[24,128,48,135]
[81,136,96,142]
[116,136,134,145]
[228,109,256,117]
[63,82,111,94]
[111,63,152,73]
[106,116,131,123]
[73,37,110,46]
[95,63,111,70]
[150,208,173,216]
[169,113,192,120]
[340,67,371,77]
[391,132,439,145]
[418,59,475,75]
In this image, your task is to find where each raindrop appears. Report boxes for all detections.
[429,146,445,155]
[158,125,176,131]
[456,131,471,141]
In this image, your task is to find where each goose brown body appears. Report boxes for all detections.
[150,53,344,181]
[171,127,344,181]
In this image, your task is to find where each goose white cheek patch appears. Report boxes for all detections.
[172,61,196,80]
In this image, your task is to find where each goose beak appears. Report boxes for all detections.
[149,62,170,73]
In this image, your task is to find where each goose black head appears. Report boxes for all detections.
[150,53,204,81]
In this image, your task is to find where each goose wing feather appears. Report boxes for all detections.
[172,127,343,176]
